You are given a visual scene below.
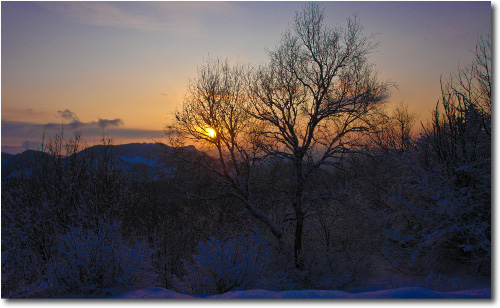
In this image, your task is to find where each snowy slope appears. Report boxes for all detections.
[111,287,491,299]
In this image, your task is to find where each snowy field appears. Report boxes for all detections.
[111,287,491,299]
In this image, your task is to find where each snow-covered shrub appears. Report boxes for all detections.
[42,221,156,297]
[1,189,57,298]
[380,35,490,279]
[1,226,48,298]
[175,232,272,294]
[381,161,490,276]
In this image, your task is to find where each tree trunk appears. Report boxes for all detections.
[294,208,304,269]
[293,156,305,269]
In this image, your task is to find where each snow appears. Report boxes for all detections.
[7,168,33,178]
[111,287,194,299]
[119,155,157,167]
[110,287,491,299]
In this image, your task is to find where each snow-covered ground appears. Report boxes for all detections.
[111,287,491,299]
[112,287,193,299]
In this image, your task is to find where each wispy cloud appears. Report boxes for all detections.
[42,2,167,31]
[2,120,164,150]
[3,109,127,143]
[40,1,246,37]
[39,1,237,36]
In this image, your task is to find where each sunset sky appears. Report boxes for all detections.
[1,1,491,153]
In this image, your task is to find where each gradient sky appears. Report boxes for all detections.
[1,1,492,153]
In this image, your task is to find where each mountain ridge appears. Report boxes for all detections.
[1,142,203,181]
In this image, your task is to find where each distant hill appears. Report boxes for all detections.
[1,143,207,182]
[1,152,14,164]
[1,150,52,180]
[1,145,39,155]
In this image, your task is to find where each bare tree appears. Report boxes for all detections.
[169,3,391,269]
[168,57,283,241]
[247,3,390,268]
[393,103,417,151]
[370,103,417,152]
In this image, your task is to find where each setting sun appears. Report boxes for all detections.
[206,127,216,138]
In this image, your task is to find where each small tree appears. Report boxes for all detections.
[369,103,418,153]
[426,34,491,174]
